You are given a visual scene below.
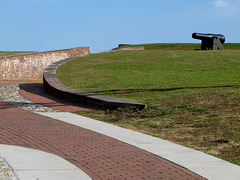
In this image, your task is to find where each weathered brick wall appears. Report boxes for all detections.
[0,47,90,81]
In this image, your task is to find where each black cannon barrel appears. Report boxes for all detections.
[192,33,225,44]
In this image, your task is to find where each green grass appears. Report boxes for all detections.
[115,43,240,50]
[224,43,240,49]
[57,50,240,96]
[57,48,240,165]
[0,51,35,57]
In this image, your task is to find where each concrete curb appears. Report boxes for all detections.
[43,54,147,110]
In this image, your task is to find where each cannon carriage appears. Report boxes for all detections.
[192,33,225,50]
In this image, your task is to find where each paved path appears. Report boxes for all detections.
[0,82,239,179]
[0,144,91,180]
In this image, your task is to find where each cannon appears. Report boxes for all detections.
[192,33,225,50]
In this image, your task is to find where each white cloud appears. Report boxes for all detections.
[202,0,240,19]
[212,0,230,7]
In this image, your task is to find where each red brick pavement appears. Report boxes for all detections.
[0,82,206,179]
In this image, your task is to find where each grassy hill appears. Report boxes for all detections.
[115,43,240,50]
[57,44,240,165]
[0,51,35,57]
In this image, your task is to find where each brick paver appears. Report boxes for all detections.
[0,82,206,179]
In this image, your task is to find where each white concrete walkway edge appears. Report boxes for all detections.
[37,112,240,180]
[0,144,91,180]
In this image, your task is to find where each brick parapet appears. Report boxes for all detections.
[0,47,90,81]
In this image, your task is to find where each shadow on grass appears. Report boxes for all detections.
[93,85,240,95]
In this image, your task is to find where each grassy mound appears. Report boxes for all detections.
[57,50,240,94]
[115,43,240,50]
[57,46,240,165]
[0,51,35,57]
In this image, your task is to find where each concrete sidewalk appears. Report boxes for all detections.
[0,145,91,180]
[0,82,240,179]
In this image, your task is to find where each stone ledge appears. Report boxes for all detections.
[115,46,145,51]
[112,45,145,51]
[43,56,147,110]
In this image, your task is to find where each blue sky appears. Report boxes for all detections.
[1,0,240,53]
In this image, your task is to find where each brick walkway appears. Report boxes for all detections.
[0,82,206,180]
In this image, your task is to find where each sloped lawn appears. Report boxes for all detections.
[57,49,240,165]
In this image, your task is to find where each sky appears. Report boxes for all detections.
[1,0,240,53]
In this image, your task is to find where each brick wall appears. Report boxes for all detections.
[0,47,90,81]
